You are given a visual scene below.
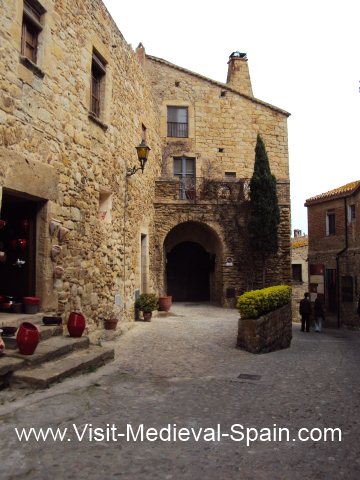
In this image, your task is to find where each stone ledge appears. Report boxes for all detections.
[237,303,292,354]
[88,112,109,131]
[19,55,45,79]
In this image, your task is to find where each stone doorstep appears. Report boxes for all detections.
[6,336,90,366]
[11,346,115,388]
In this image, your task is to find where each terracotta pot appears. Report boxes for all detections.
[143,312,152,322]
[104,318,118,330]
[16,322,40,355]
[67,312,86,337]
[158,296,172,312]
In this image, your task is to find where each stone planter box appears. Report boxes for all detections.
[237,303,292,354]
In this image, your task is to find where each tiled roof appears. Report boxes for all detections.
[305,180,360,206]
[291,237,308,249]
[146,54,291,117]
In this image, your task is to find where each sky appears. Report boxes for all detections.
[103,0,359,234]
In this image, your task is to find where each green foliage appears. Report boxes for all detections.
[247,134,280,255]
[134,293,159,313]
[236,285,291,319]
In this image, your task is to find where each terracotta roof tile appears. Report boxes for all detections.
[305,180,360,205]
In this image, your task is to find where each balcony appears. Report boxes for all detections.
[155,177,250,203]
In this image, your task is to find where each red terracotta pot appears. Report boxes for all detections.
[16,322,40,355]
[67,312,86,337]
[104,318,118,330]
[143,312,152,322]
[158,296,172,312]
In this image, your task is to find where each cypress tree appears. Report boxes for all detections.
[247,134,280,285]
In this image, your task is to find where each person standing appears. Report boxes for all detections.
[314,295,325,332]
[299,292,311,332]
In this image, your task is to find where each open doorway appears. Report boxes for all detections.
[0,190,42,299]
[167,241,210,301]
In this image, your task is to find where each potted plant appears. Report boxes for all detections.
[100,305,121,330]
[158,294,172,312]
[135,293,159,322]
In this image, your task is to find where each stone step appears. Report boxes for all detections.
[3,324,63,350]
[6,336,90,366]
[0,356,25,377]
[11,346,115,388]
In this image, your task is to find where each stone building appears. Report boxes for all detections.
[140,46,291,306]
[291,229,308,321]
[305,181,360,328]
[0,0,291,331]
[0,0,161,330]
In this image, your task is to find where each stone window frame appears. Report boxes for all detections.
[20,0,46,76]
[161,100,194,140]
[90,50,107,119]
[167,106,188,138]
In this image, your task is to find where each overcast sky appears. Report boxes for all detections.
[103,0,359,234]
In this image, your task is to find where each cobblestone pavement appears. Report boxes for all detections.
[1,303,360,480]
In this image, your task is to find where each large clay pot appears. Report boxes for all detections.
[67,312,86,337]
[16,322,40,355]
[104,318,118,330]
[158,296,172,312]
[143,312,152,322]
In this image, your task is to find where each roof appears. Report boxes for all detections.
[291,237,308,249]
[146,54,291,117]
[305,180,360,206]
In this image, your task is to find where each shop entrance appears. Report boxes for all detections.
[0,190,40,299]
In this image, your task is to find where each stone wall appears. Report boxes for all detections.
[144,51,291,304]
[0,0,161,328]
[237,303,292,353]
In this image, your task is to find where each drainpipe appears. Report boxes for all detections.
[336,196,349,328]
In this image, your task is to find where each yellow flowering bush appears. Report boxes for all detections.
[236,285,291,319]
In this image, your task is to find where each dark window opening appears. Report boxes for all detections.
[326,211,336,236]
[349,204,356,222]
[141,124,147,142]
[292,264,302,282]
[91,51,106,118]
[220,91,227,97]
[175,81,180,87]
[167,106,188,138]
[218,148,224,153]
[224,172,236,179]
[341,275,353,302]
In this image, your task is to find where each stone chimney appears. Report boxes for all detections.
[136,43,146,67]
[226,51,253,97]
[294,229,302,238]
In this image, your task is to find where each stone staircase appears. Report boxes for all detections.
[0,314,114,389]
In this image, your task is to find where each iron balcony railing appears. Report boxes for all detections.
[167,122,188,138]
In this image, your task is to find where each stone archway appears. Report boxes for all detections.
[164,221,223,304]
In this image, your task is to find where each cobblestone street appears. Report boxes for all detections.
[1,304,360,479]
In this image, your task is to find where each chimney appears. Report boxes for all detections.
[294,229,302,238]
[226,51,253,97]
[136,43,146,67]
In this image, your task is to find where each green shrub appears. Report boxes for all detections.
[134,293,159,313]
[236,285,291,319]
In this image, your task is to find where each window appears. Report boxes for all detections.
[21,0,45,64]
[326,210,335,236]
[141,124,147,142]
[292,264,303,282]
[174,157,195,199]
[341,275,353,302]
[91,50,106,118]
[348,204,356,223]
[225,172,236,179]
[167,107,188,137]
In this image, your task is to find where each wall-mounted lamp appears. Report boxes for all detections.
[126,140,151,176]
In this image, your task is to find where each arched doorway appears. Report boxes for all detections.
[167,242,211,301]
[163,221,222,304]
